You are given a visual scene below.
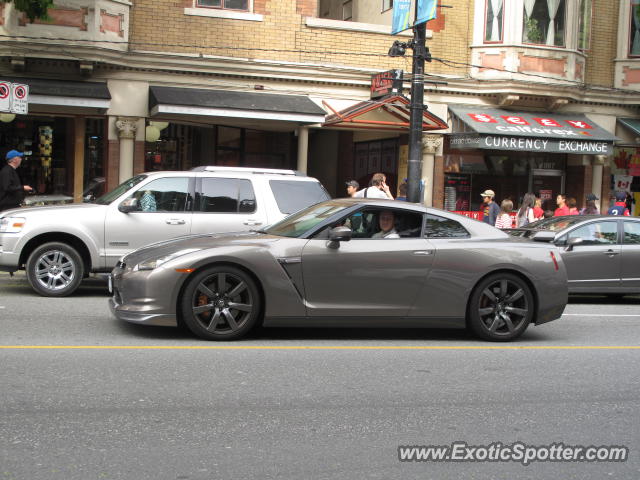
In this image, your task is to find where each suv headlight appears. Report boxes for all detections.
[0,217,26,233]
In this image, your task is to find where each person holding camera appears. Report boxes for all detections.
[353,172,394,200]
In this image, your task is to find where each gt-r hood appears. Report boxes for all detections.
[122,231,280,266]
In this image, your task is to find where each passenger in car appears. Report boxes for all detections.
[372,210,400,239]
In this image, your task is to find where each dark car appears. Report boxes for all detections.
[506,215,640,297]
[109,199,568,342]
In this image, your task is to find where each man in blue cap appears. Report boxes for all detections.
[0,150,33,212]
[607,191,630,216]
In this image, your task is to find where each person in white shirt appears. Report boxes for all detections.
[371,210,400,239]
[353,172,394,200]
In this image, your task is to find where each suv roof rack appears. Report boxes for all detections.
[190,166,305,176]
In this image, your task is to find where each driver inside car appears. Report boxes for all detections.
[372,210,400,239]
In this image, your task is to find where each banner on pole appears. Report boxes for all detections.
[415,0,438,26]
[391,0,412,34]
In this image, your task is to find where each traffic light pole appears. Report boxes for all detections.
[406,21,427,203]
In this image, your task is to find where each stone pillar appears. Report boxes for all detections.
[297,126,309,174]
[115,117,139,183]
[421,134,443,207]
[592,155,606,212]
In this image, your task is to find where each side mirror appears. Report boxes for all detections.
[329,226,352,242]
[565,237,583,252]
[118,198,138,213]
[531,231,556,243]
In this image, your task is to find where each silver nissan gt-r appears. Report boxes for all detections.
[109,199,568,342]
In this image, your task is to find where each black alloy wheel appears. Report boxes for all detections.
[468,273,534,341]
[25,242,84,297]
[181,265,261,340]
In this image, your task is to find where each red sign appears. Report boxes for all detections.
[468,113,497,123]
[501,115,529,125]
[533,117,562,127]
[565,120,593,129]
[370,69,403,99]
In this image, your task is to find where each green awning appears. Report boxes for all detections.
[618,118,640,136]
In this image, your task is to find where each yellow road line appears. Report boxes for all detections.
[0,345,639,350]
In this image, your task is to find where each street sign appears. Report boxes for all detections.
[0,82,10,112]
[11,83,28,114]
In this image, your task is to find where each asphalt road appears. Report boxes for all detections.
[1,271,639,480]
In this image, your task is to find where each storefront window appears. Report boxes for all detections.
[353,139,398,193]
[522,0,565,47]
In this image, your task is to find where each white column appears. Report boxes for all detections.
[592,155,605,211]
[296,126,309,174]
[115,117,139,183]
[421,135,443,206]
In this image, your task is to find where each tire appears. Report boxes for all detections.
[181,265,261,341]
[26,242,84,297]
[468,273,534,342]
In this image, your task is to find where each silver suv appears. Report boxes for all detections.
[0,166,329,296]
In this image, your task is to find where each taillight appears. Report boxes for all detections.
[550,251,559,271]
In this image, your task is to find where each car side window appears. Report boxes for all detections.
[124,177,190,212]
[319,208,423,239]
[566,221,618,246]
[424,214,469,238]
[196,178,256,213]
[623,221,640,245]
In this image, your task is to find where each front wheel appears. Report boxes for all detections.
[26,242,84,297]
[468,273,534,341]
[181,265,261,341]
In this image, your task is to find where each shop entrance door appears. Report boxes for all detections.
[531,169,564,211]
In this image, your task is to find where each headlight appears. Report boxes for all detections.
[133,248,199,271]
[0,217,26,233]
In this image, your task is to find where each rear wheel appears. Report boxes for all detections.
[181,265,261,341]
[468,273,533,341]
[26,242,84,297]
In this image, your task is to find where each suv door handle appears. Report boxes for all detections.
[603,249,619,256]
[413,250,433,256]
[243,219,263,226]
[166,219,186,225]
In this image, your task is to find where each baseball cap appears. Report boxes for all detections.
[345,180,359,189]
[615,191,627,201]
[5,150,23,161]
[480,189,495,197]
[585,193,598,201]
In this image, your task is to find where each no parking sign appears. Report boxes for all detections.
[11,83,28,114]
[0,82,10,112]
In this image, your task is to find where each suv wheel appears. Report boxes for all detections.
[26,242,84,297]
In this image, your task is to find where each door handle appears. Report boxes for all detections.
[243,219,263,226]
[413,250,433,256]
[166,219,186,225]
[603,250,619,256]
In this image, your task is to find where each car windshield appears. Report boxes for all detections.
[526,216,588,232]
[265,201,349,238]
[93,175,148,205]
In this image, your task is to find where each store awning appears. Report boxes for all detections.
[323,95,448,131]
[149,86,326,124]
[449,106,618,155]
[2,76,111,110]
[618,118,640,136]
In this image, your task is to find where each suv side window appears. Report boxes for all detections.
[424,214,469,238]
[124,177,190,212]
[197,178,256,213]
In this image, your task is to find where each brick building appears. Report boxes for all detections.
[0,0,639,212]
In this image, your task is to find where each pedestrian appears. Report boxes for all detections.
[396,182,407,201]
[567,197,579,215]
[345,180,359,197]
[532,197,544,219]
[353,172,394,199]
[553,194,570,217]
[516,192,536,227]
[579,193,599,215]
[480,189,500,226]
[608,191,631,216]
[0,150,33,212]
[494,199,514,229]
